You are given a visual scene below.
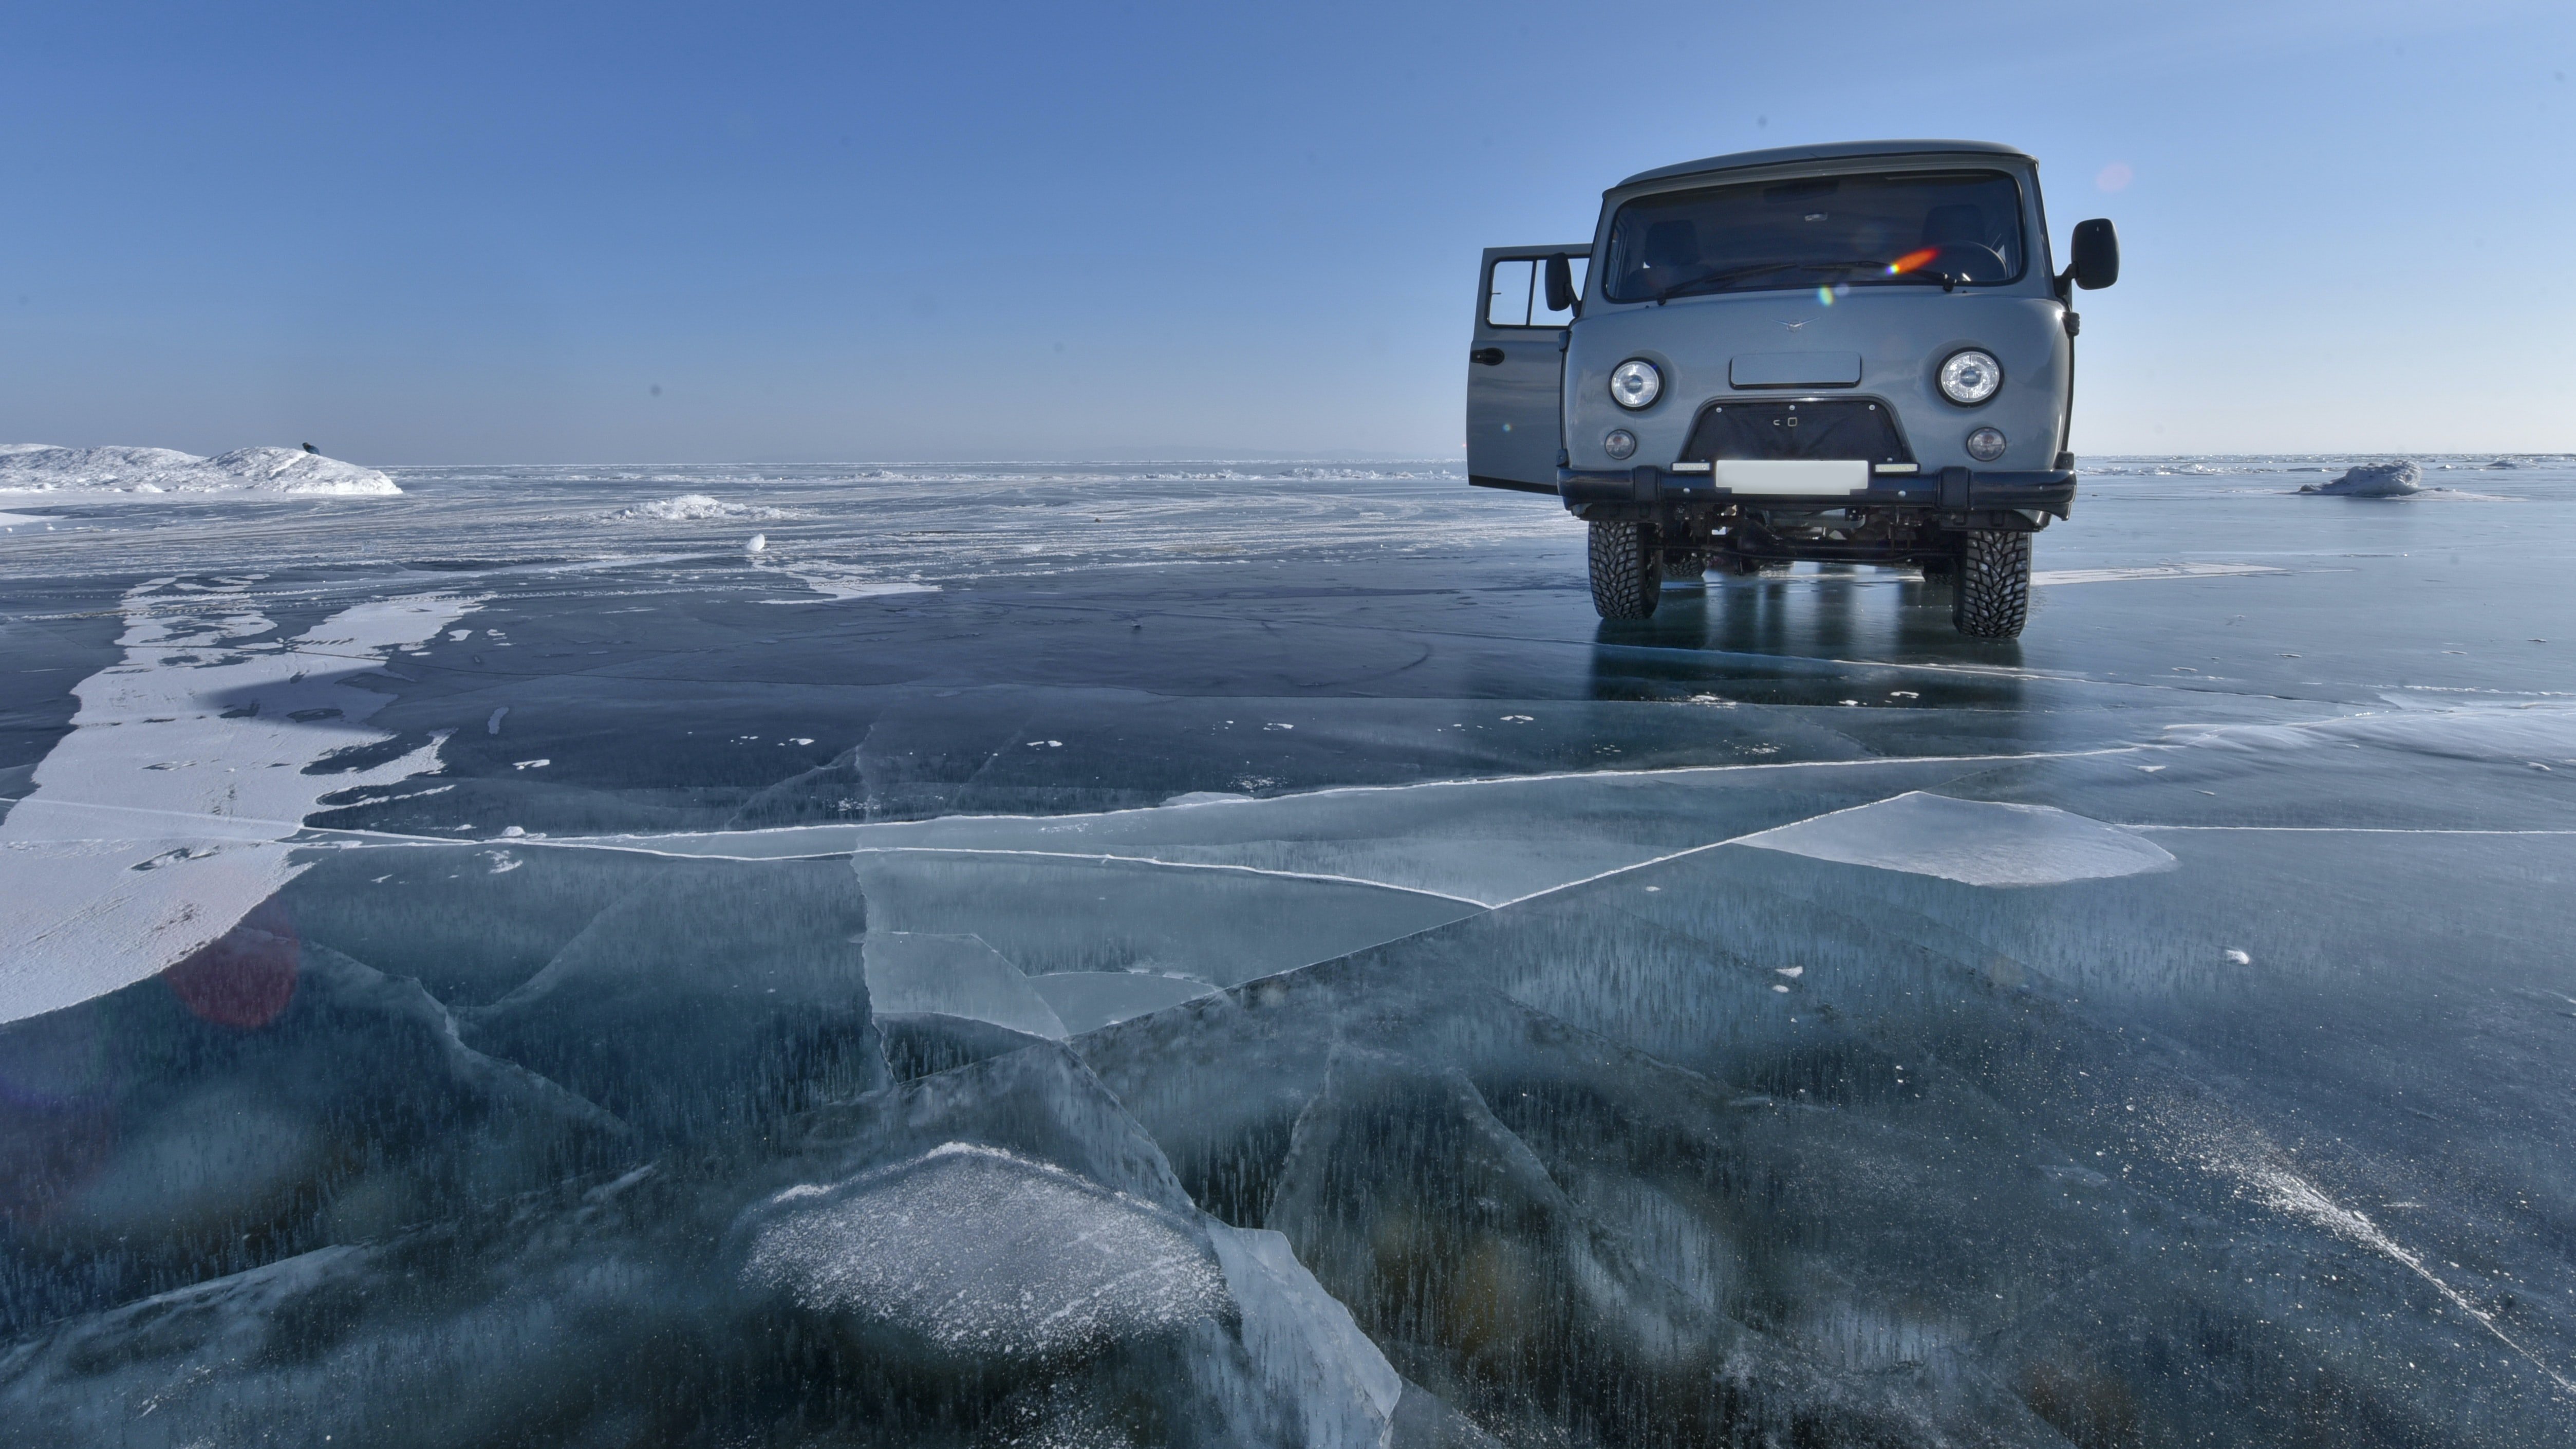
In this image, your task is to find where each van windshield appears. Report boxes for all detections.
[1603,170,2027,302]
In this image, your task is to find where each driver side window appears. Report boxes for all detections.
[1484,256,1589,327]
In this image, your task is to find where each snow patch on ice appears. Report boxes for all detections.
[0,445,399,497]
[0,585,477,1023]
[1735,791,2177,886]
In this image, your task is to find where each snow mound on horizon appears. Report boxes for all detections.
[613,493,795,522]
[0,444,400,497]
[2301,460,2422,497]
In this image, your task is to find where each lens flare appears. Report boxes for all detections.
[1888,247,1939,275]
[1816,287,1834,305]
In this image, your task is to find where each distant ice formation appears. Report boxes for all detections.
[0,444,400,496]
[612,493,793,521]
[2300,460,2422,496]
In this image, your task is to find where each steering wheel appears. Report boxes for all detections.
[1928,242,2010,284]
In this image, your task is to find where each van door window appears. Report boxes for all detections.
[1483,255,1591,327]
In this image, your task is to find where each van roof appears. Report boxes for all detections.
[1616,139,2033,190]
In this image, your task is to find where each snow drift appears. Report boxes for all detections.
[0,444,400,496]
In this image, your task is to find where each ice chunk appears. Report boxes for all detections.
[863,931,1068,1039]
[1210,1223,1405,1448]
[2299,460,2422,496]
[740,1141,1229,1362]
[0,444,399,496]
[1734,791,2177,886]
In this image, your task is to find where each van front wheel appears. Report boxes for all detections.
[1588,520,1662,620]
[1951,530,2031,638]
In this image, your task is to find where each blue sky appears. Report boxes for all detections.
[1,1,2567,461]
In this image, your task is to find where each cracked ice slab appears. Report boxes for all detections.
[526,750,2121,907]
[1733,790,2177,886]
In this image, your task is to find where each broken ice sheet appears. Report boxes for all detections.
[1734,790,2176,886]
[8,459,2576,1444]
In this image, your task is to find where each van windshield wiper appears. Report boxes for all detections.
[1652,258,1956,300]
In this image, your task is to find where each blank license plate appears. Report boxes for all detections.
[1710,459,1871,496]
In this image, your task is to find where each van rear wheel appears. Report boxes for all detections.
[1951,530,2032,638]
[1588,521,1662,619]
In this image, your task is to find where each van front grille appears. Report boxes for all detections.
[1679,399,1913,466]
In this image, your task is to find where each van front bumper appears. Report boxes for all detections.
[1557,465,2077,518]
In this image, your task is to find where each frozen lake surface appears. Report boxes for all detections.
[2,456,2572,1445]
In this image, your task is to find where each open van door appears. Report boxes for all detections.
[1467,245,1588,494]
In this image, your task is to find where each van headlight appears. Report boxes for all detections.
[1609,359,1662,410]
[1938,349,2002,405]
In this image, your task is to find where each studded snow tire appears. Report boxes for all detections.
[1951,529,2032,638]
[1588,520,1662,620]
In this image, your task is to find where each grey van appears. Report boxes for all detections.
[1467,140,2119,637]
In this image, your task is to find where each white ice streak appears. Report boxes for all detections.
[0,444,399,497]
[2030,563,2287,586]
[2205,1145,2576,1398]
[759,566,941,602]
[2164,696,2576,764]
[0,584,475,1023]
[1734,791,2177,887]
[738,1142,1230,1361]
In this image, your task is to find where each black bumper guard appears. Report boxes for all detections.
[1553,465,2077,518]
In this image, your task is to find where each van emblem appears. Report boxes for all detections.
[1781,321,1806,331]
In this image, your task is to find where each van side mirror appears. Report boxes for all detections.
[2066,218,2119,292]
[1543,253,1578,315]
